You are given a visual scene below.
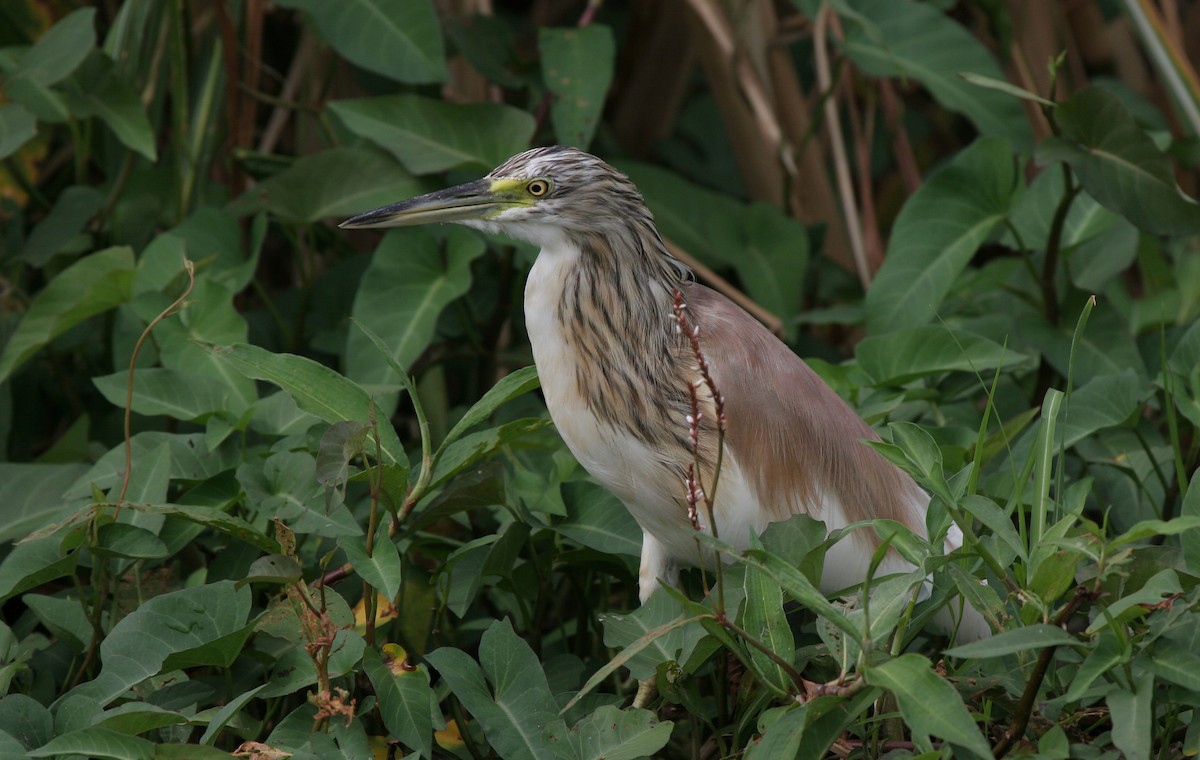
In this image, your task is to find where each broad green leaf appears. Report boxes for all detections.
[425,619,567,760]
[856,325,1028,384]
[554,705,672,760]
[255,629,365,699]
[339,536,403,602]
[428,418,550,489]
[10,8,96,86]
[1064,630,1125,702]
[1020,306,1146,383]
[0,537,79,603]
[62,52,156,160]
[601,589,709,680]
[115,501,277,554]
[0,246,135,384]
[0,104,37,160]
[865,138,1018,333]
[0,693,52,750]
[346,227,487,398]
[93,368,248,421]
[206,343,403,465]
[68,581,251,706]
[1182,470,1200,576]
[1150,649,1200,692]
[330,95,535,174]
[0,463,89,543]
[93,702,189,734]
[863,654,991,758]
[1037,87,1200,236]
[26,727,153,760]
[237,451,362,538]
[24,594,93,651]
[275,0,446,83]
[1106,673,1154,760]
[196,684,268,745]
[4,9,95,123]
[439,365,540,452]
[742,535,795,695]
[230,147,423,223]
[944,623,1077,658]
[745,705,808,760]
[539,25,615,148]
[1058,369,1142,448]
[66,432,241,500]
[93,523,169,560]
[242,554,303,586]
[20,185,105,266]
[839,0,1030,149]
[555,482,642,557]
[363,647,435,759]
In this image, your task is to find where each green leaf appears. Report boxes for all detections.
[0,245,135,384]
[61,51,156,160]
[742,535,796,695]
[1106,673,1154,760]
[26,727,153,760]
[20,185,106,266]
[330,95,535,174]
[93,368,248,421]
[93,702,189,734]
[1064,630,1125,702]
[600,589,709,681]
[0,463,89,543]
[242,554,303,586]
[275,0,446,83]
[1037,87,1200,236]
[5,8,96,122]
[865,138,1018,333]
[93,523,169,560]
[119,501,279,554]
[206,343,404,465]
[944,624,1077,658]
[856,325,1028,384]
[0,693,52,750]
[1058,369,1142,448]
[555,482,642,558]
[1182,470,1200,576]
[440,365,540,451]
[362,647,435,759]
[0,104,37,160]
[346,227,487,397]
[839,0,1030,149]
[237,451,362,538]
[0,537,79,603]
[863,654,992,759]
[539,25,615,148]
[196,684,268,745]
[425,619,567,760]
[68,581,251,707]
[556,705,672,760]
[230,147,423,223]
[339,536,403,602]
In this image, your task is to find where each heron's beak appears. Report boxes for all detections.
[339,179,512,229]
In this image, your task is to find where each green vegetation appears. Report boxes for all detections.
[1,1,1199,758]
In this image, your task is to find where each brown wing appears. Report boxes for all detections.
[684,282,926,535]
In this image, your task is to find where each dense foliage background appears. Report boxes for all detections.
[1,0,1200,758]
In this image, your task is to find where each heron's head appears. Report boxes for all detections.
[340,146,653,247]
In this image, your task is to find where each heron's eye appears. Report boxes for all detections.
[527,179,550,197]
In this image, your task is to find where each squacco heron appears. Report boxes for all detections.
[342,146,990,645]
